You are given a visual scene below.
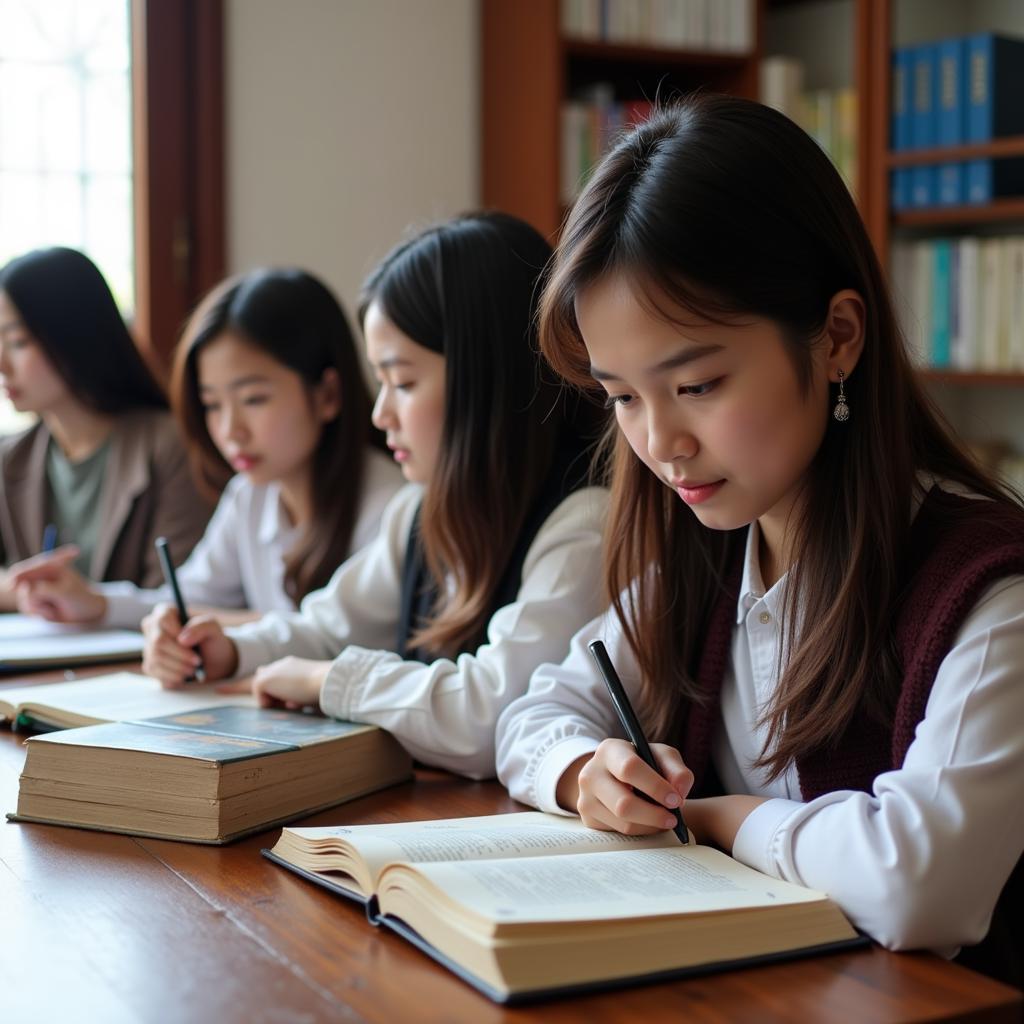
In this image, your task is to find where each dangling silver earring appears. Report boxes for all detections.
[833,368,850,422]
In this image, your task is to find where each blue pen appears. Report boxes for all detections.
[41,523,58,554]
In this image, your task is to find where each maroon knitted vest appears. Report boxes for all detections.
[676,488,1024,986]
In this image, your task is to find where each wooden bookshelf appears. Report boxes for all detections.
[920,370,1024,386]
[893,198,1024,228]
[887,135,1024,167]
[481,1,763,241]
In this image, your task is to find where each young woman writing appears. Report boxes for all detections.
[496,96,1023,984]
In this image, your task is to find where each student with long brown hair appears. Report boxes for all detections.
[496,96,1023,984]
[141,213,608,780]
[11,268,403,624]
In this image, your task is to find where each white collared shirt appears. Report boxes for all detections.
[495,486,1024,956]
[100,447,403,626]
[225,483,610,780]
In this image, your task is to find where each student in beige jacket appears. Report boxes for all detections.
[0,247,209,606]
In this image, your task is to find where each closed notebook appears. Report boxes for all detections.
[9,704,413,843]
[0,614,144,671]
[263,812,863,1004]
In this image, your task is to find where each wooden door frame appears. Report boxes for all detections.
[131,0,225,369]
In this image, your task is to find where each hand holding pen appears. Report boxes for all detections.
[155,536,206,683]
[589,638,692,847]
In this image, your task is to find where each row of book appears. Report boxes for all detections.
[891,235,1024,372]
[891,33,1024,210]
[561,90,653,205]
[560,0,754,53]
[759,58,857,192]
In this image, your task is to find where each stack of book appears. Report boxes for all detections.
[890,234,1024,372]
[891,34,1024,210]
[561,0,754,53]
[2,672,413,843]
[759,57,857,193]
[561,89,654,204]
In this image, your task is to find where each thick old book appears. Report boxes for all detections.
[0,614,144,671]
[263,812,863,1003]
[0,671,254,730]
[8,704,413,844]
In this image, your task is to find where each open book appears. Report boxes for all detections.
[9,703,413,843]
[0,614,144,671]
[264,812,862,1003]
[0,671,254,730]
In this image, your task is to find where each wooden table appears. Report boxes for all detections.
[1,667,1021,1023]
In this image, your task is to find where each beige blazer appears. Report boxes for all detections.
[0,409,211,586]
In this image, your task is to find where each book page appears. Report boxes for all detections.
[394,845,831,924]
[0,672,253,725]
[0,614,144,665]
[284,812,679,883]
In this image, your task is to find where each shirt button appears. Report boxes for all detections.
[759,611,771,625]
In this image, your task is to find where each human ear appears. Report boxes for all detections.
[823,289,865,381]
[313,367,342,422]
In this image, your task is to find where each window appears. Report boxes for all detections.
[0,0,133,434]
[0,0,224,437]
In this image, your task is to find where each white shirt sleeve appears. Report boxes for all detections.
[318,487,610,780]
[99,478,250,628]
[731,575,1024,956]
[226,484,422,674]
[496,599,638,812]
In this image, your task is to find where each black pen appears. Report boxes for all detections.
[155,536,206,682]
[588,639,689,845]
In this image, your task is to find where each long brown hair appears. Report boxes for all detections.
[539,95,1016,778]
[171,269,383,604]
[360,213,587,657]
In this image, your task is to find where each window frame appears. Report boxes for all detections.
[131,0,224,368]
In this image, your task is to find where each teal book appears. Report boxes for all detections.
[931,240,952,367]
[9,704,412,843]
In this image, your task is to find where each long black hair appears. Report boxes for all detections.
[360,211,596,656]
[0,247,166,411]
[172,268,382,604]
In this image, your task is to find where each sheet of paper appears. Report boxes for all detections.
[0,614,144,665]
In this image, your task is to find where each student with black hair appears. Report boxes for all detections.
[141,213,609,781]
[0,246,209,608]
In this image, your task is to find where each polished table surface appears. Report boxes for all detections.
[1,665,1021,1024]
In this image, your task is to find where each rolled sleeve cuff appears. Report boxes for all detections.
[731,797,802,876]
[319,645,394,720]
[99,585,152,629]
[533,734,602,816]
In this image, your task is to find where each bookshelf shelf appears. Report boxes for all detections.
[563,39,753,67]
[919,370,1024,386]
[887,135,1024,168]
[892,198,1024,228]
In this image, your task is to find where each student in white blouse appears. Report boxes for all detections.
[496,98,1023,985]
[139,214,609,781]
[10,269,403,624]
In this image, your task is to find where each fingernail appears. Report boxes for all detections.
[664,793,680,808]
[663,817,677,829]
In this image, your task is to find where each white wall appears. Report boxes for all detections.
[225,0,479,319]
